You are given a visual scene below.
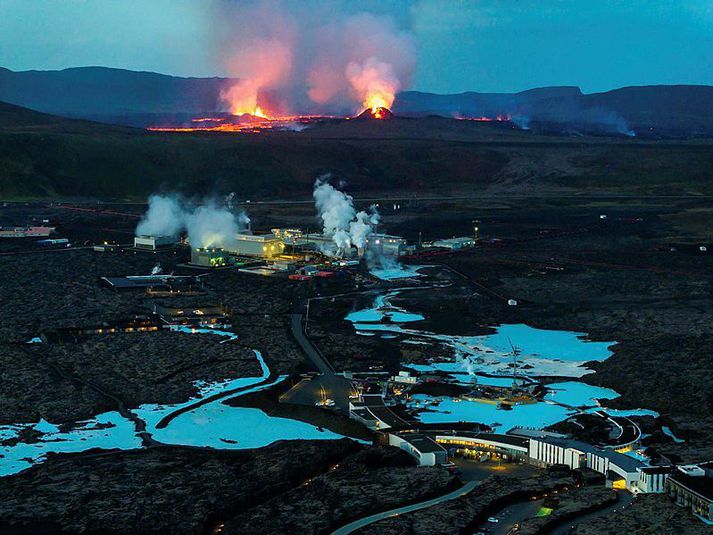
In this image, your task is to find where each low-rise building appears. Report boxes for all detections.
[391,371,418,384]
[637,466,673,493]
[435,432,530,462]
[232,233,285,258]
[363,234,409,257]
[191,248,231,268]
[134,235,176,250]
[432,237,477,250]
[388,433,448,466]
[667,463,713,524]
[528,435,644,492]
[349,394,410,430]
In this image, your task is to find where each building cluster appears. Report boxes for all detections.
[133,226,479,271]
[381,425,713,523]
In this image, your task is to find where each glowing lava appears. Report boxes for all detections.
[356,106,393,120]
[347,58,399,120]
[253,106,269,119]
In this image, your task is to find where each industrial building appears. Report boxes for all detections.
[134,235,177,250]
[0,225,55,238]
[233,233,284,258]
[101,274,202,292]
[191,248,232,268]
[363,234,410,257]
[432,237,477,250]
[296,233,353,257]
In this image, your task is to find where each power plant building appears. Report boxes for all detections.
[432,237,477,250]
[232,233,284,258]
[134,235,177,250]
[191,248,231,268]
[364,234,410,256]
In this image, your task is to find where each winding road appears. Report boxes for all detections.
[330,480,479,535]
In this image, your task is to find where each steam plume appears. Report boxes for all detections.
[185,201,249,250]
[136,194,250,250]
[312,175,380,254]
[136,194,185,237]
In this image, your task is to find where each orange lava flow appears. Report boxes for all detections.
[364,93,393,120]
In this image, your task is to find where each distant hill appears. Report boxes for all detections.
[0,66,232,117]
[394,85,713,137]
[394,86,582,118]
[1,99,713,201]
[2,66,713,137]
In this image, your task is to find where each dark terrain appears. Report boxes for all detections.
[0,101,712,533]
[2,100,713,200]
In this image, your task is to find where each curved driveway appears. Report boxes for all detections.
[331,480,479,535]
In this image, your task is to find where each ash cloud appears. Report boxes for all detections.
[136,194,250,249]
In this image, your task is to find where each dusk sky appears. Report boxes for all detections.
[1,0,711,94]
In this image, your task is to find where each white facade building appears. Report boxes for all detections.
[528,436,645,492]
[388,433,448,466]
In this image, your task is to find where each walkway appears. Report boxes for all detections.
[331,480,479,535]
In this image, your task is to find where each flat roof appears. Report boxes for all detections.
[434,237,476,243]
[351,408,377,421]
[101,275,196,289]
[437,431,529,449]
[236,233,281,242]
[369,406,410,428]
[400,434,446,454]
[669,471,713,502]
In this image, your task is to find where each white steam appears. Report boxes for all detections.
[136,194,250,250]
[136,194,185,237]
[313,175,380,254]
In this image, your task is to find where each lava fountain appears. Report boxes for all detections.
[347,57,399,119]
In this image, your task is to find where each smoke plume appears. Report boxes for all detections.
[214,0,296,116]
[136,194,250,250]
[308,13,417,112]
[210,2,417,115]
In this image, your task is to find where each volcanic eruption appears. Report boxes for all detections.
[150,4,415,131]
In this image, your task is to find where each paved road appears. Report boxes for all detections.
[290,312,335,375]
[331,480,479,535]
[287,311,355,412]
[154,371,279,429]
[546,491,634,535]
